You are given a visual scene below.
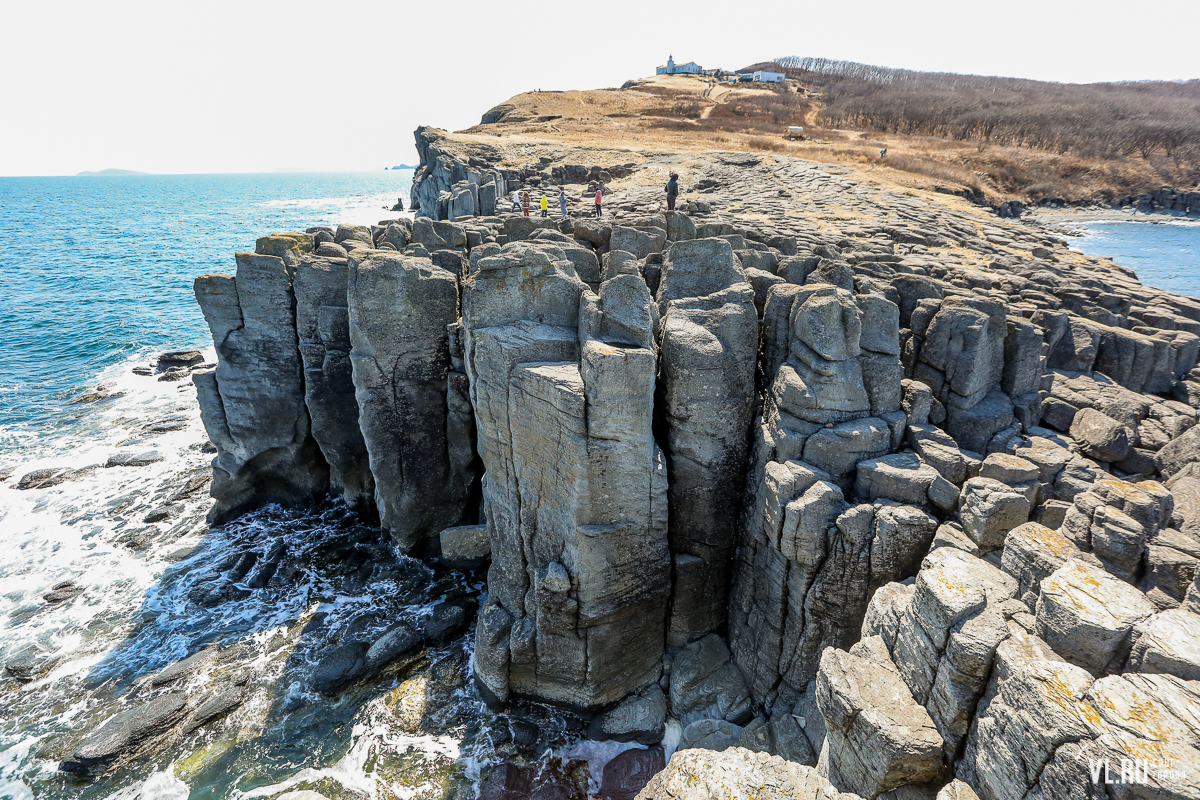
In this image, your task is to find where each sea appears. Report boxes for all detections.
[0,174,1197,800]
[1067,218,1200,299]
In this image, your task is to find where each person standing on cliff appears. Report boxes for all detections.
[540,194,549,218]
[595,188,603,218]
[559,189,567,220]
[522,190,530,216]
[665,173,679,211]
[510,188,521,213]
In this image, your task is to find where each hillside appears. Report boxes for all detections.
[466,65,1200,208]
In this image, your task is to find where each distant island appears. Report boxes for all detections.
[387,165,415,170]
[76,169,148,176]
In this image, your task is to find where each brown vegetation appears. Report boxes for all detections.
[462,65,1200,207]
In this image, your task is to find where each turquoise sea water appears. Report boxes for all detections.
[0,171,412,458]
[1068,219,1200,299]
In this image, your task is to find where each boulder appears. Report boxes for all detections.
[669,635,752,726]
[60,693,189,776]
[589,685,667,745]
[634,746,853,800]
[815,641,943,799]
[1069,408,1130,463]
[1127,608,1200,679]
[439,524,490,569]
[601,747,665,800]
[959,477,1031,551]
[1036,559,1156,674]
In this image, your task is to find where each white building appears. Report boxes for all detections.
[657,55,705,76]
[754,70,786,83]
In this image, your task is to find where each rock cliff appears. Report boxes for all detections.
[190,127,1200,800]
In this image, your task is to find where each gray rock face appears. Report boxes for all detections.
[1035,559,1156,674]
[656,238,758,645]
[465,244,669,709]
[959,634,1200,800]
[193,247,329,524]
[590,684,667,744]
[864,548,1017,757]
[294,255,374,513]
[347,251,475,551]
[635,747,857,800]
[816,639,944,799]
[729,279,913,708]
[61,693,189,776]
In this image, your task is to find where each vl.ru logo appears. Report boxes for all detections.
[1089,758,1183,785]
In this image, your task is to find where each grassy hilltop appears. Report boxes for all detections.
[466,59,1200,207]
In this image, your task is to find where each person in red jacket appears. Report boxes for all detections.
[594,188,602,218]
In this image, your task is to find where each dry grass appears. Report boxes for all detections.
[460,72,1198,204]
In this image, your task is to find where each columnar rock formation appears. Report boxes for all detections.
[465,243,669,708]
[294,254,373,512]
[346,250,474,549]
[192,129,1200,800]
[193,236,329,524]
[656,237,757,645]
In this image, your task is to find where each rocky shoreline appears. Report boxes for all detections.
[11,121,1200,800]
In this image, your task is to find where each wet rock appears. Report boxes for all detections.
[439,524,490,569]
[423,602,468,644]
[60,692,189,776]
[182,684,247,733]
[15,467,71,489]
[157,366,192,382]
[43,581,83,603]
[600,746,664,800]
[588,685,667,745]
[141,505,174,523]
[105,451,164,468]
[5,649,59,682]
[149,645,219,687]
[364,621,423,673]
[311,642,369,695]
[158,350,205,368]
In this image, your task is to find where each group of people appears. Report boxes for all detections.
[506,172,681,220]
[510,189,573,220]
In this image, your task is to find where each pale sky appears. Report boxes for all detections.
[2,0,1195,176]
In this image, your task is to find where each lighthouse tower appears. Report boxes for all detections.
[666,55,675,74]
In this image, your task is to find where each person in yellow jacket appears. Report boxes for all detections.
[540,194,549,218]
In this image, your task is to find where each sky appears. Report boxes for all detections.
[2,0,1196,176]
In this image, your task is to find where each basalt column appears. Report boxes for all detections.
[655,238,758,645]
[192,234,329,524]
[346,250,475,552]
[466,244,669,709]
[293,253,374,514]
